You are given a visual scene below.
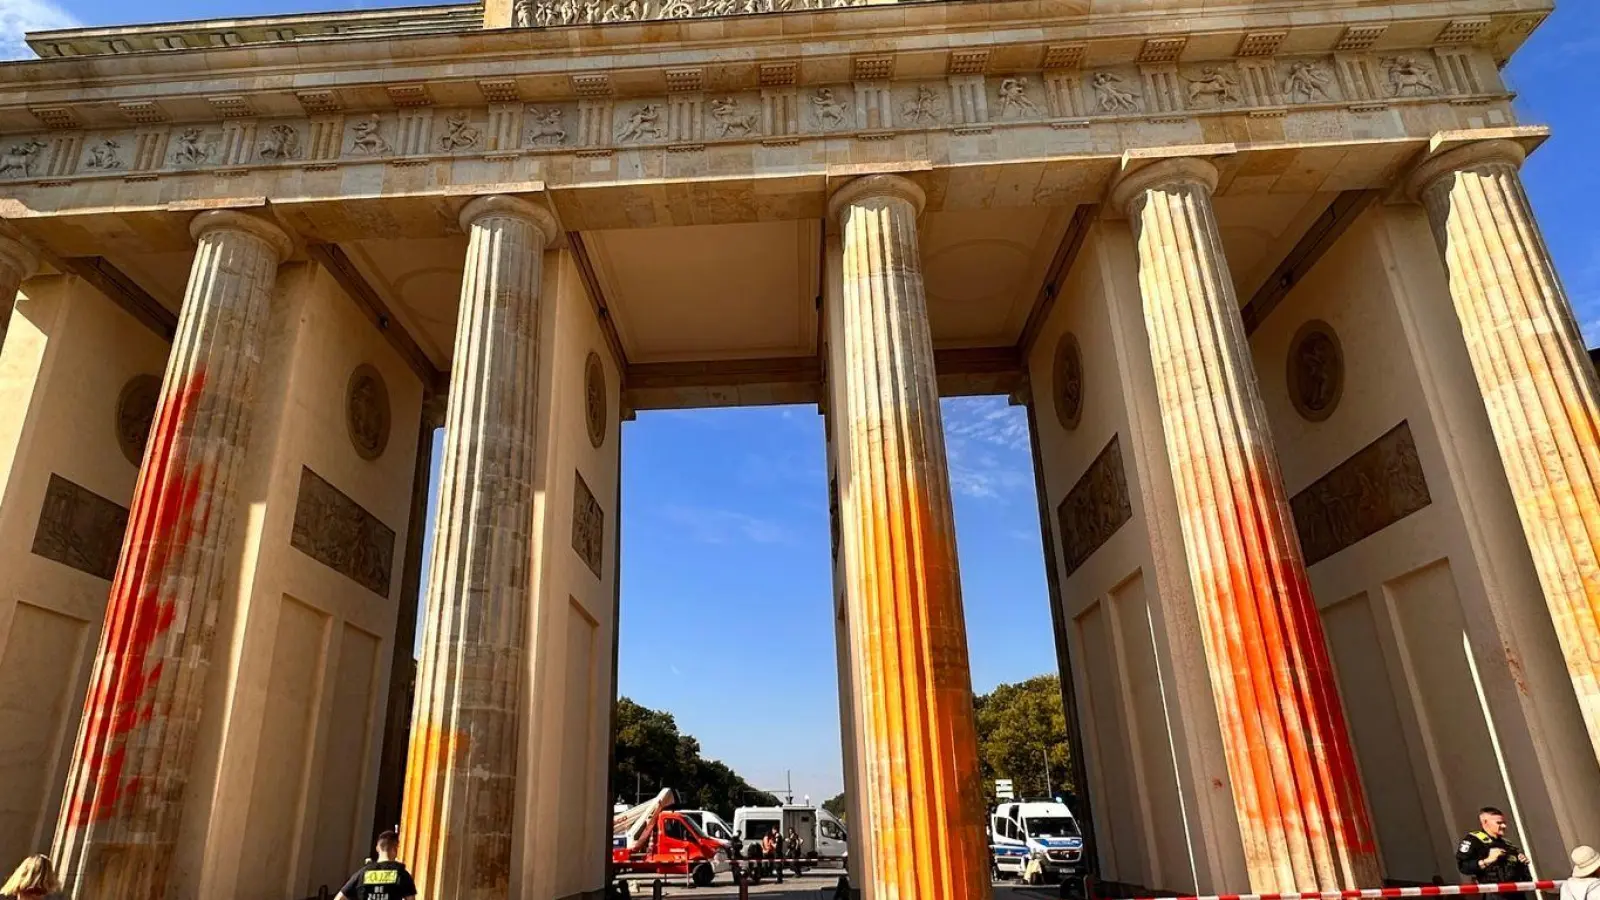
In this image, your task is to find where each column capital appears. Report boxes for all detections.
[1110,157,1220,218]
[1406,139,1528,201]
[190,209,293,264]
[0,235,39,282]
[827,173,926,224]
[459,194,559,246]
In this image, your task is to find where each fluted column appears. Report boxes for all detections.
[1411,139,1600,765]
[1111,159,1380,892]
[51,210,292,899]
[0,235,39,350]
[828,174,990,900]
[401,194,555,900]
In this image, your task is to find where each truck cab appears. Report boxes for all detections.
[612,791,730,886]
[678,809,737,846]
[990,800,1085,883]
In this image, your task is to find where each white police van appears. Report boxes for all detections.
[990,800,1086,884]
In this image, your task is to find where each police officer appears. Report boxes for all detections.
[1457,807,1532,900]
[336,831,419,900]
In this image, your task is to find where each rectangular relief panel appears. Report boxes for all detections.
[1320,592,1436,883]
[31,474,129,580]
[309,624,380,892]
[248,596,329,896]
[0,603,88,867]
[572,470,604,579]
[291,467,396,597]
[1291,422,1431,565]
[1057,436,1133,577]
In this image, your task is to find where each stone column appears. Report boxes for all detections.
[827,174,990,900]
[0,235,39,349]
[1110,158,1380,892]
[400,195,555,900]
[1411,139,1600,765]
[51,210,292,899]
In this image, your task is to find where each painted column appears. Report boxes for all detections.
[0,236,39,349]
[1110,158,1380,892]
[1410,139,1600,765]
[827,174,990,900]
[400,194,555,900]
[51,210,292,899]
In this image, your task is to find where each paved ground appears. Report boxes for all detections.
[623,870,1058,898]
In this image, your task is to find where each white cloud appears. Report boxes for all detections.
[940,397,1033,500]
[0,0,77,61]
[659,505,794,545]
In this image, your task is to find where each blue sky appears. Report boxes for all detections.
[2,0,1593,804]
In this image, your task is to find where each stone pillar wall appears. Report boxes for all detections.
[1411,139,1600,769]
[1111,158,1381,892]
[51,210,292,900]
[0,237,38,350]
[401,194,555,900]
[826,173,990,900]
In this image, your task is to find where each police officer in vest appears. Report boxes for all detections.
[1457,807,1532,900]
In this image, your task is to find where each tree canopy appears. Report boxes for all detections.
[611,697,779,820]
[974,674,1073,805]
[822,792,847,819]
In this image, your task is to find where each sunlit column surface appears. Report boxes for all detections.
[1412,139,1600,767]
[52,210,292,900]
[828,173,992,900]
[400,194,555,900]
[0,235,38,350]
[1112,158,1381,892]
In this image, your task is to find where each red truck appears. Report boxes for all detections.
[611,788,730,887]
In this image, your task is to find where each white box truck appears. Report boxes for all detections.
[731,804,849,864]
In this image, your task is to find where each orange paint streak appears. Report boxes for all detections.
[400,721,470,889]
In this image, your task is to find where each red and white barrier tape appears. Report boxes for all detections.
[1111,881,1561,900]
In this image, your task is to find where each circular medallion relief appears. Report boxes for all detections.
[1052,333,1085,431]
[115,374,163,466]
[1287,320,1344,422]
[346,364,392,461]
[585,351,607,449]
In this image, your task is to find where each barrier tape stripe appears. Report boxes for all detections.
[1111,881,1561,900]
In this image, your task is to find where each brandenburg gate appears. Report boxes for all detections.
[0,0,1594,898]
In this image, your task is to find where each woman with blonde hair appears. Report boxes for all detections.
[1,855,59,898]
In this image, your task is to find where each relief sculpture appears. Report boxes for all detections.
[32,474,129,581]
[1290,421,1432,565]
[1056,435,1132,577]
[572,470,605,578]
[290,467,396,596]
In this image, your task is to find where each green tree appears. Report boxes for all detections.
[973,675,1073,805]
[822,792,847,820]
[611,696,779,820]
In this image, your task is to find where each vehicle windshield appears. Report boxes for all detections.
[679,816,709,839]
[1026,817,1080,838]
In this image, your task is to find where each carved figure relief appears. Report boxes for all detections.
[1186,66,1240,105]
[115,374,162,466]
[0,140,47,177]
[351,114,389,155]
[1056,436,1132,576]
[812,88,849,130]
[439,114,482,151]
[173,128,210,165]
[601,0,642,20]
[512,0,533,25]
[1386,57,1438,97]
[1093,72,1140,113]
[901,86,941,126]
[710,98,758,137]
[258,123,301,160]
[526,108,567,144]
[584,351,607,449]
[1284,62,1333,103]
[997,77,1041,118]
[572,470,605,578]
[616,104,663,142]
[1287,320,1344,422]
[1052,333,1084,431]
[86,139,123,169]
[1291,422,1431,565]
[32,474,129,581]
[346,364,392,460]
[291,467,396,596]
